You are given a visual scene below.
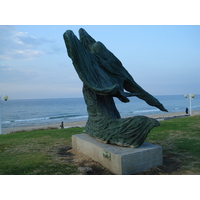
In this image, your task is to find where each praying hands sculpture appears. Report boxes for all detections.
[63,28,167,148]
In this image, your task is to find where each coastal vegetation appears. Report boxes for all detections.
[0,116,200,175]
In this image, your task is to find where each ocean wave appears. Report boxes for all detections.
[134,109,159,113]
[192,105,200,109]
[49,114,82,119]
[68,115,88,119]
[2,117,50,124]
[2,121,11,124]
[2,114,88,124]
[173,107,180,110]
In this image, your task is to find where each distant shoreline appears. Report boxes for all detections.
[2,110,200,135]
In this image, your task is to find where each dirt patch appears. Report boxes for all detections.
[56,146,182,175]
[57,147,114,175]
[135,156,181,175]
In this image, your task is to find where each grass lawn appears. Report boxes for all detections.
[0,116,200,175]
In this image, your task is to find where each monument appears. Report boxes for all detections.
[63,28,168,174]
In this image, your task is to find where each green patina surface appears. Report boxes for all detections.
[63,28,167,148]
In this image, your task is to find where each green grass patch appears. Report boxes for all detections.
[145,116,200,174]
[1,116,200,175]
[0,127,84,175]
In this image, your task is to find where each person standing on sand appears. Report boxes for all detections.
[60,122,64,129]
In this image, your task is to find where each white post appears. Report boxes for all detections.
[184,94,195,116]
[0,95,8,134]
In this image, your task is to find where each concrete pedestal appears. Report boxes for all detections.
[72,134,163,175]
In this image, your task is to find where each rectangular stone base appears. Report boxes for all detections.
[72,134,163,175]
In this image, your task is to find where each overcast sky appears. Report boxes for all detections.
[0,25,200,99]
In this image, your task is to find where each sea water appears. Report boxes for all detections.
[1,94,200,129]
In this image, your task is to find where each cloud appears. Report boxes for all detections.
[0,25,50,60]
[14,31,51,46]
[0,64,38,83]
[0,49,44,60]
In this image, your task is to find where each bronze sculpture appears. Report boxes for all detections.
[63,28,167,148]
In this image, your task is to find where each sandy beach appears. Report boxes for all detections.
[2,110,200,135]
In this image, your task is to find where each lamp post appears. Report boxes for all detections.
[0,95,9,135]
[184,94,195,116]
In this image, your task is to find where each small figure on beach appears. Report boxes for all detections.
[63,28,168,148]
[60,121,64,129]
[186,107,189,115]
